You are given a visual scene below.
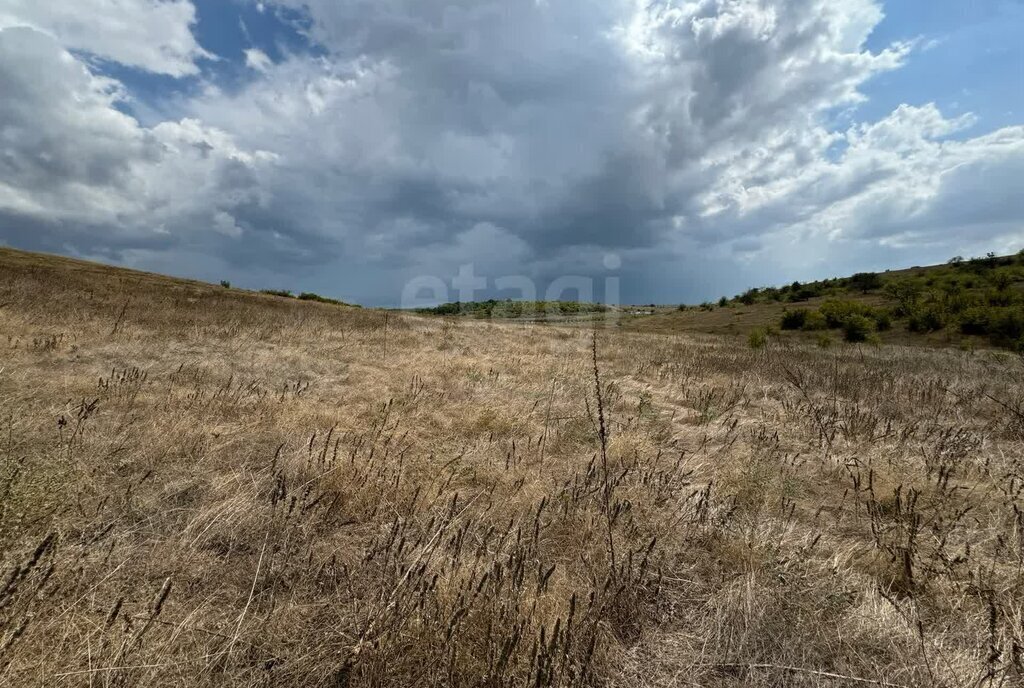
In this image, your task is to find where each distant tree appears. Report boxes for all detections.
[780,309,808,330]
[948,255,964,266]
[992,270,1014,291]
[849,272,882,293]
[220,280,231,288]
[884,280,921,316]
[842,315,874,342]
[908,306,946,333]
[717,296,728,307]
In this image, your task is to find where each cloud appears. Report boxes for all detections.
[0,0,210,76]
[695,104,1024,248]
[0,0,1022,303]
[244,48,272,73]
[0,26,280,258]
[184,0,938,261]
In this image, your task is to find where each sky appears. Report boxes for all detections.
[0,0,1022,306]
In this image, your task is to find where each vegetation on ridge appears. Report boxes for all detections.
[633,250,1024,350]
[416,299,608,318]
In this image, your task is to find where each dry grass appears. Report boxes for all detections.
[1,247,1023,687]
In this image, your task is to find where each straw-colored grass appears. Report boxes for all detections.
[1,247,1022,686]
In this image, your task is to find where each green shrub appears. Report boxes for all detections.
[739,289,758,305]
[908,305,945,333]
[942,285,974,315]
[748,328,768,349]
[298,292,349,306]
[958,307,991,335]
[786,283,823,302]
[986,288,1017,307]
[990,269,1016,291]
[820,299,876,328]
[261,289,293,298]
[873,309,892,331]
[842,314,874,342]
[718,296,729,307]
[884,280,921,316]
[849,271,882,293]
[780,309,808,330]
[989,307,1024,344]
[815,331,833,348]
[802,310,828,331]
[219,280,231,289]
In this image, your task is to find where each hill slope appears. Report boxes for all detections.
[625,252,1024,350]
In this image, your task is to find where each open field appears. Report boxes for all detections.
[2,247,1024,686]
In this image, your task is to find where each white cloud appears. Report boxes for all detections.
[695,103,1024,245]
[0,27,273,251]
[244,48,272,73]
[0,0,209,76]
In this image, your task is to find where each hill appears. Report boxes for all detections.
[1,246,1023,686]
[623,251,1024,350]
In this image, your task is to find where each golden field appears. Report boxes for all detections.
[1,247,1022,686]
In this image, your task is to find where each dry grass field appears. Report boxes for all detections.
[2,247,1024,686]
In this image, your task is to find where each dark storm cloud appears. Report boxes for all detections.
[0,1,1023,303]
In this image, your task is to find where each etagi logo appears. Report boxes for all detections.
[400,254,622,319]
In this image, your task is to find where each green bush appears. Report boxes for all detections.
[842,315,874,342]
[908,305,945,333]
[819,300,876,328]
[748,328,768,349]
[990,268,1016,291]
[958,307,991,335]
[849,272,883,293]
[219,280,231,289]
[780,309,808,330]
[261,289,293,298]
[989,307,1024,343]
[786,283,823,302]
[739,289,759,305]
[802,310,828,331]
[884,280,921,316]
[986,288,1016,307]
[298,292,349,306]
[815,331,833,348]
[873,309,892,331]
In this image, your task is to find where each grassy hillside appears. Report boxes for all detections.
[625,252,1024,350]
[1,246,1024,686]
